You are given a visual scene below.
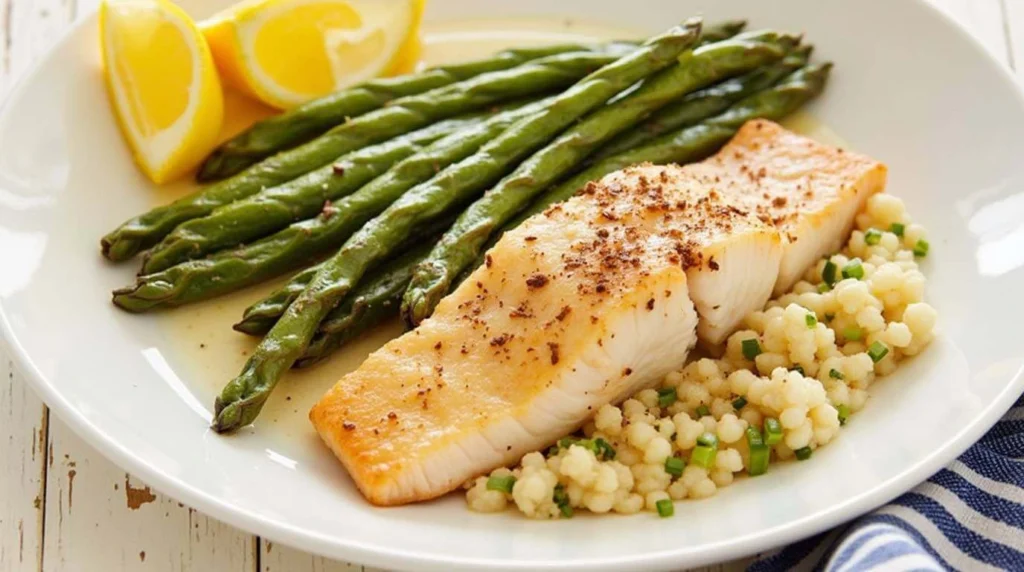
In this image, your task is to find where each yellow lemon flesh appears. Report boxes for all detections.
[203,0,424,110]
[100,0,224,185]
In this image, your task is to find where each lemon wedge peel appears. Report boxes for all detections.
[100,0,224,185]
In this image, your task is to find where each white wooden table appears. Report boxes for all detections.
[0,1,1020,570]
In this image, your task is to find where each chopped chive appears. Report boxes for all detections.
[890,222,905,237]
[732,396,748,410]
[805,313,818,328]
[741,338,762,360]
[594,438,616,461]
[690,445,717,469]
[695,405,711,418]
[746,425,765,447]
[748,444,770,476]
[664,456,685,477]
[795,446,813,461]
[578,439,599,455]
[843,326,863,341]
[656,498,674,517]
[829,368,845,380]
[822,260,838,286]
[657,387,678,408]
[825,313,835,322]
[763,418,783,445]
[837,404,851,426]
[817,283,831,293]
[790,365,805,376]
[868,341,890,363]
[553,484,572,518]
[562,437,616,460]
[841,258,865,280]
[746,427,769,476]
[913,239,929,257]
[864,228,882,245]
[697,432,719,449]
[486,475,516,493]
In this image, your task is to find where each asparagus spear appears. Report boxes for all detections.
[233,265,320,336]
[233,212,457,335]
[400,34,795,326]
[699,20,747,43]
[517,63,833,222]
[210,22,703,433]
[295,243,432,368]
[596,44,812,158]
[195,20,747,182]
[141,106,521,274]
[99,45,637,262]
[112,96,561,312]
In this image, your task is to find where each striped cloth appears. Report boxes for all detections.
[750,394,1024,571]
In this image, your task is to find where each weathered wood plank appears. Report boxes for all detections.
[42,417,257,571]
[0,357,47,572]
[260,541,363,572]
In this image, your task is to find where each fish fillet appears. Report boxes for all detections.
[705,119,888,294]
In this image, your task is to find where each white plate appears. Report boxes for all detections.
[2,0,1023,570]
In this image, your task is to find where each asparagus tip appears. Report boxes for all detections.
[402,261,457,327]
[232,319,272,337]
[111,277,177,313]
[211,391,265,433]
[102,236,143,262]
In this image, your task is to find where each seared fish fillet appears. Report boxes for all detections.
[309,170,791,505]
[706,119,888,294]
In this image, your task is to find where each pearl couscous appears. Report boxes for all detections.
[465,193,936,518]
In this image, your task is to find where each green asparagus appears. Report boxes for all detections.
[197,44,618,182]
[112,96,560,312]
[295,243,433,368]
[699,20,748,43]
[596,44,812,158]
[401,35,795,325]
[210,22,703,433]
[141,114,489,274]
[233,213,458,335]
[517,63,833,221]
[233,265,319,336]
[100,44,636,262]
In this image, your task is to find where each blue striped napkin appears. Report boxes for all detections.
[749,394,1024,571]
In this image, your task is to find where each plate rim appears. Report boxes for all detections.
[2,1,1024,570]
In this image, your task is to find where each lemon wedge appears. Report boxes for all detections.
[202,0,424,110]
[100,0,224,185]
